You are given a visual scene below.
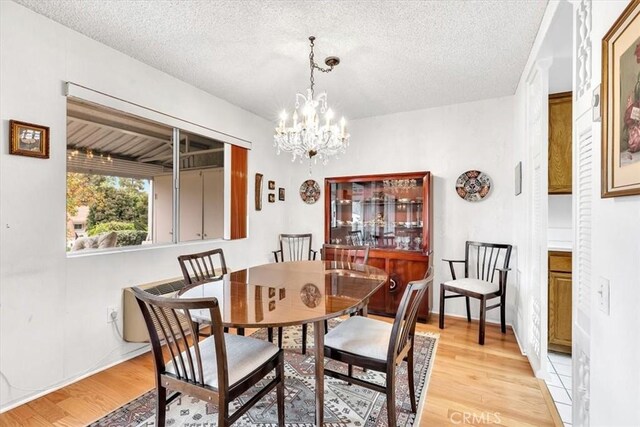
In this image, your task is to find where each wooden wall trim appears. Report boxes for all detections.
[230,145,248,239]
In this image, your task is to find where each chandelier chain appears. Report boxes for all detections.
[308,37,334,97]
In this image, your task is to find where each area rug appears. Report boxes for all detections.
[90,321,438,426]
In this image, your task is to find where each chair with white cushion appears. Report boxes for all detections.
[132,287,285,427]
[323,272,432,427]
[439,241,512,345]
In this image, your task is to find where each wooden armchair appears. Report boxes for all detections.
[178,248,244,336]
[321,243,370,264]
[178,248,228,284]
[323,273,432,427]
[439,241,513,344]
[132,287,285,427]
[272,233,317,263]
[270,233,317,348]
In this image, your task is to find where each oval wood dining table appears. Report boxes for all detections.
[177,259,388,425]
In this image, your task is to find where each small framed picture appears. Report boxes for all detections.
[9,120,50,159]
[268,180,276,190]
[278,187,285,201]
[268,287,276,298]
[268,193,275,203]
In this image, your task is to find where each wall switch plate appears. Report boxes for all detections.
[598,277,610,315]
[593,85,601,122]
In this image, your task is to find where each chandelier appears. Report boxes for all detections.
[274,36,349,166]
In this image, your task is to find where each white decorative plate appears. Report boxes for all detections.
[299,179,321,204]
[455,170,492,202]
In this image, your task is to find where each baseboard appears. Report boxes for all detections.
[512,324,527,356]
[0,345,150,413]
[538,379,565,426]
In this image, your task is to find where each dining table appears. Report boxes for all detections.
[178,259,388,425]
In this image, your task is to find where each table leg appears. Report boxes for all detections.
[314,319,325,425]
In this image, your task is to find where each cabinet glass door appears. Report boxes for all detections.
[329,177,425,252]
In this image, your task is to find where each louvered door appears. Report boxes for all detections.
[525,59,551,377]
[572,0,593,424]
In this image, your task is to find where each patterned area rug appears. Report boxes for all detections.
[90,321,438,426]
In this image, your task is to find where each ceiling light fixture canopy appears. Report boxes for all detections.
[274,36,349,168]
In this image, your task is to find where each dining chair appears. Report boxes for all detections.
[177,248,245,337]
[439,241,513,345]
[321,243,370,264]
[323,273,432,427]
[272,233,317,263]
[271,233,318,350]
[132,287,285,427]
[296,243,372,356]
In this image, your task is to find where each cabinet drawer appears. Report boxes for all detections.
[549,252,572,273]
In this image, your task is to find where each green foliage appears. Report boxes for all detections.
[85,177,149,231]
[87,221,135,236]
[115,230,148,247]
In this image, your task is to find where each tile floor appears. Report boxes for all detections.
[546,351,573,426]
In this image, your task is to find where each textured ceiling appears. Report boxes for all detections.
[15,0,547,121]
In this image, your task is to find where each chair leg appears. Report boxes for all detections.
[324,319,328,333]
[439,286,445,329]
[278,327,283,349]
[500,296,507,334]
[386,371,397,427]
[237,327,245,336]
[276,354,285,427]
[302,324,307,355]
[465,296,472,322]
[156,385,166,427]
[479,298,486,345]
[407,348,417,413]
[268,327,274,343]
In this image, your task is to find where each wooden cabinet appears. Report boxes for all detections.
[548,251,572,354]
[324,172,433,321]
[549,92,573,194]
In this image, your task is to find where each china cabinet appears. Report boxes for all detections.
[324,171,433,321]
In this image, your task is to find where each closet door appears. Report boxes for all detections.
[179,170,203,242]
[153,174,173,244]
[203,168,224,240]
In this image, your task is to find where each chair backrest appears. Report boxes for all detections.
[132,287,229,390]
[388,267,433,362]
[321,244,370,264]
[464,241,512,283]
[277,233,314,262]
[178,248,228,285]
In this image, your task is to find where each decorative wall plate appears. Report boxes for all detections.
[456,170,492,201]
[300,179,321,204]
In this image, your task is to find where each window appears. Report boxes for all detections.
[66,99,230,252]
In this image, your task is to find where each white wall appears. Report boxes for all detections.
[0,1,292,410]
[588,1,640,424]
[286,96,516,323]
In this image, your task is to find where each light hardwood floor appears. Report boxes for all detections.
[0,316,558,426]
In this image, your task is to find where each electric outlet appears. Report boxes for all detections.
[107,306,118,323]
[598,277,610,315]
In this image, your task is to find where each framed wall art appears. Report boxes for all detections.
[601,0,640,197]
[278,187,285,201]
[268,180,276,190]
[255,173,263,210]
[268,193,275,203]
[9,120,50,159]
